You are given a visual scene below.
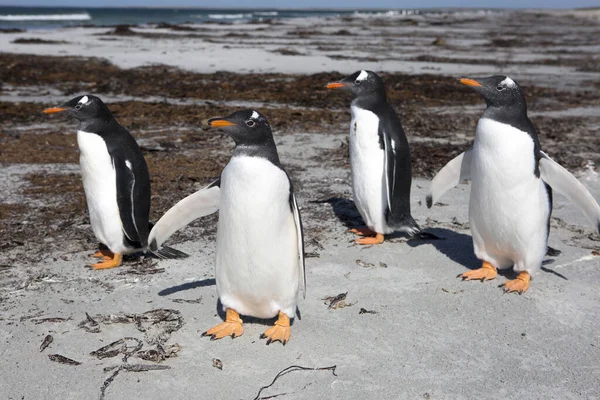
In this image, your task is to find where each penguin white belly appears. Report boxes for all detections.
[77,131,127,254]
[469,119,549,273]
[349,105,391,234]
[216,156,299,319]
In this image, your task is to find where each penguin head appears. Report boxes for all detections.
[207,109,273,145]
[326,70,386,99]
[460,76,526,110]
[43,95,112,121]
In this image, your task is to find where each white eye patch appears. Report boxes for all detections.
[356,70,369,81]
[500,77,516,88]
[251,110,259,119]
[78,95,89,104]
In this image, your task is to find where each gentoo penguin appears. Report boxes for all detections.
[43,95,186,269]
[181,109,304,345]
[427,76,600,294]
[326,70,434,244]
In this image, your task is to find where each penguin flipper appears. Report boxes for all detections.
[290,191,306,299]
[114,156,149,247]
[380,119,417,232]
[148,179,221,256]
[539,152,600,233]
[151,245,189,259]
[427,148,473,208]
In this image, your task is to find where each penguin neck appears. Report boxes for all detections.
[232,137,281,166]
[77,115,117,135]
[352,93,387,112]
[482,105,533,136]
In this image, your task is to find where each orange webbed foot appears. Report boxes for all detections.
[355,233,384,245]
[459,261,497,281]
[501,272,531,294]
[90,249,114,259]
[202,309,244,340]
[91,253,123,270]
[349,227,376,236]
[261,311,291,346]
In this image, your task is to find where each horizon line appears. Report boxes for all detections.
[0,5,595,11]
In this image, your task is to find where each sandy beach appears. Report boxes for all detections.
[1,9,600,399]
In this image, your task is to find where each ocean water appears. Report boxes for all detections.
[0,6,488,30]
[0,7,351,30]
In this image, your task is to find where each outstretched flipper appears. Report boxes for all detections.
[427,148,473,208]
[539,152,600,233]
[148,179,221,258]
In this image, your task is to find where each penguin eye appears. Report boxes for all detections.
[496,85,505,91]
[74,104,82,110]
[354,79,361,85]
[246,120,255,127]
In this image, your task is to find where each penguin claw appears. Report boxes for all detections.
[459,261,497,281]
[91,253,123,270]
[90,249,114,259]
[355,233,385,245]
[349,227,376,236]
[202,309,244,341]
[203,321,243,340]
[501,272,531,294]
[261,311,291,346]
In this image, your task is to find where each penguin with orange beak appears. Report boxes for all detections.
[151,109,305,345]
[428,76,600,294]
[203,110,305,345]
[326,70,435,244]
[44,95,186,269]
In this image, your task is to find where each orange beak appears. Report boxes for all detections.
[43,107,68,114]
[459,78,483,87]
[208,119,236,128]
[326,82,347,89]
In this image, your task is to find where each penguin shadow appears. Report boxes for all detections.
[313,196,441,241]
[406,229,568,281]
[157,282,302,329]
[540,253,568,280]
[407,227,479,271]
[311,197,363,229]
[158,278,216,297]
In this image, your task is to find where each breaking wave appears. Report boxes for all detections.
[0,13,91,21]
[254,11,278,16]
[207,13,252,20]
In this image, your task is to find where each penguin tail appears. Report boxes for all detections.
[546,246,562,257]
[412,231,441,240]
[387,214,441,240]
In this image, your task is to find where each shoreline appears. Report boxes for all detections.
[0,9,598,80]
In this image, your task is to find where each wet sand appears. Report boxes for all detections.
[1,9,600,400]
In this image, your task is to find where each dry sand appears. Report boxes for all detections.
[1,9,600,400]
